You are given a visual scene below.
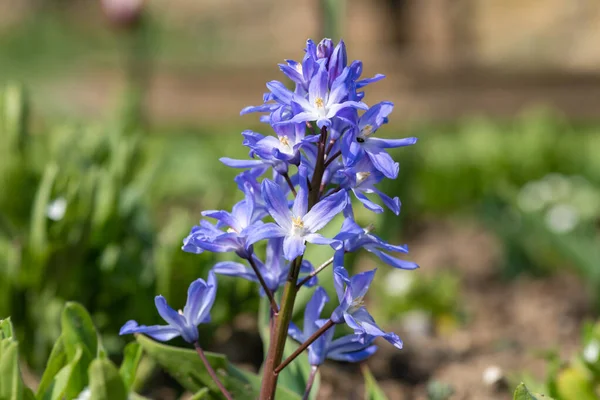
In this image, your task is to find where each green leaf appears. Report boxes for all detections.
[28,162,58,268]
[135,334,301,400]
[36,337,67,398]
[39,346,83,400]
[61,302,98,361]
[0,318,14,339]
[89,358,128,400]
[556,368,596,400]
[513,382,555,400]
[189,388,210,400]
[0,339,25,400]
[119,342,143,391]
[257,297,320,398]
[58,303,99,397]
[363,366,388,400]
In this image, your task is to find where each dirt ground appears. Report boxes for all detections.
[312,220,592,400]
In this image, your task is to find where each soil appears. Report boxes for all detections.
[311,220,593,400]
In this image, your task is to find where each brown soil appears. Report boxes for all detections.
[312,220,592,400]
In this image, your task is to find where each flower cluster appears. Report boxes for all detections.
[120,38,418,380]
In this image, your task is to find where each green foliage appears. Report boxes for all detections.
[513,383,555,400]
[362,365,388,400]
[135,333,302,400]
[0,318,35,400]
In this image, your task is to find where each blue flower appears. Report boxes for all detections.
[246,167,347,260]
[182,185,261,258]
[335,217,419,270]
[212,238,317,294]
[288,287,378,366]
[120,271,217,343]
[334,156,400,215]
[330,264,403,349]
[282,61,367,128]
[343,101,417,179]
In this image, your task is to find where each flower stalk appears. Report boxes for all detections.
[194,342,233,400]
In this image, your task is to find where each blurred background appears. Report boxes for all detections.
[1,0,600,399]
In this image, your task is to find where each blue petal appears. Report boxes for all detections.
[288,322,306,343]
[154,296,186,331]
[349,269,377,299]
[245,222,286,247]
[367,137,417,149]
[304,233,342,251]
[187,271,217,325]
[201,210,241,232]
[261,179,294,230]
[374,189,400,215]
[302,190,348,232]
[119,320,181,342]
[304,287,329,335]
[327,345,378,362]
[335,217,364,241]
[353,190,384,213]
[220,157,265,169]
[266,81,294,105]
[367,248,419,270]
[358,101,394,132]
[328,40,347,84]
[308,61,328,105]
[283,235,306,260]
[292,165,309,218]
[365,148,399,179]
[212,261,258,282]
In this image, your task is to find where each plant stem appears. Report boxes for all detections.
[259,256,303,399]
[274,320,335,374]
[282,172,297,196]
[247,257,279,313]
[296,256,334,289]
[260,126,329,400]
[323,150,341,169]
[302,366,319,400]
[193,342,233,400]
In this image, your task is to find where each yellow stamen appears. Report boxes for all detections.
[279,136,291,147]
[356,171,371,184]
[292,216,304,228]
[361,125,374,136]
[315,97,324,108]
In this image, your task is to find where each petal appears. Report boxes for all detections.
[304,233,342,251]
[283,111,318,125]
[304,287,329,335]
[353,190,384,213]
[365,148,399,179]
[302,190,348,232]
[333,259,350,302]
[220,157,265,169]
[374,189,401,215]
[154,296,187,330]
[308,61,328,104]
[288,322,306,343]
[261,179,293,230]
[292,165,309,218]
[328,40,347,84]
[279,64,304,85]
[334,217,364,241]
[327,345,378,362]
[367,137,417,149]
[212,261,258,282]
[349,269,377,299]
[326,101,368,119]
[283,235,306,260]
[119,320,181,342]
[201,210,241,232]
[245,222,286,248]
[266,80,294,105]
[367,248,419,270]
[358,101,394,132]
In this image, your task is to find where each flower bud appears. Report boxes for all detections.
[100,0,145,28]
[316,38,334,60]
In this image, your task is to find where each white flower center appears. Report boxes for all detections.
[291,216,306,236]
[355,172,371,185]
[348,295,365,313]
[279,136,293,154]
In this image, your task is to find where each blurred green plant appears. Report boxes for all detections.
[511,321,600,400]
[0,84,255,371]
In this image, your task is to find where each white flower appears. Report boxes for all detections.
[46,197,67,221]
[545,204,579,234]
